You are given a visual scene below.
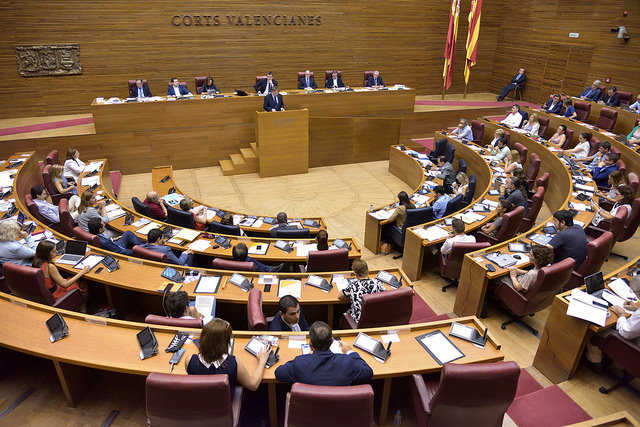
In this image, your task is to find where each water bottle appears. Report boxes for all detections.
[369,203,374,212]
[393,409,402,425]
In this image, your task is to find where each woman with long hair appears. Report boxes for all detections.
[32,240,89,300]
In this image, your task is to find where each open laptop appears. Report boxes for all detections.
[584,271,605,299]
[56,240,87,265]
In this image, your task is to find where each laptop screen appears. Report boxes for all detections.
[64,240,87,256]
[585,271,604,294]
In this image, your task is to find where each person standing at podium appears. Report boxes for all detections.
[255,72,278,94]
[325,70,345,89]
[263,87,285,112]
[130,79,152,98]
[298,70,317,89]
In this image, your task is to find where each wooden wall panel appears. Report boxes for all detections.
[0,0,502,118]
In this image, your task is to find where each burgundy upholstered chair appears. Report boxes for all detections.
[128,79,148,92]
[561,127,574,149]
[608,198,640,260]
[588,136,600,156]
[144,315,203,329]
[519,186,545,233]
[493,257,575,335]
[525,153,541,190]
[132,197,152,217]
[564,231,613,291]
[324,70,342,81]
[628,172,639,196]
[42,164,71,205]
[537,116,550,138]
[146,372,242,427]
[194,76,207,94]
[362,71,374,87]
[513,142,528,167]
[616,158,626,175]
[596,108,618,131]
[617,91,633,106]
[411,361,520,427]
[58,198,77,237]
[476,206,525,245]
[535,172,550,192]
[45,150,59,165]
[595,331,640,394]
[211,258,255,272]
[586,206,627,246]
[285,383,374,427]
[573,100,591,122]
[3,262,84,311]
[297,71,314,79]
[72,226,101,247]
[502,131,511,147]
[133,245,168,263]
[342,287,413,329]
[247,288,268,330]
[439,241,491,292]
[471,120,485,143]
[303,249,349,273]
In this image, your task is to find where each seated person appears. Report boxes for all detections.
[548,124,567,148]
[269,295,310,332]
[185,318,268,393]
[500,176,528,214]
[563,98,577,119]
[201,76,220,94]
[33,240,88,301]
[488,128,505,148]
[325,70,345,89]
[179,198,208,230]
[166,290,202,319]
[489,137,510,162]
[452,172,469,196]
[339,260,385,324]
[523,113,540,136]
[579,80,603,101]
[254,71,278,94]
[263,86,285,112]
[315,229,329,251]
[500,104,523,128]
[542,94,563,114]
[143,191,168,220]
[366,70,384,88]
[596,170,626,204]
[505,245,554,292]
[591,153,620,189]
[87,218,144,256]
[269,212,304,236]
[629,94,640,113]
[590,184,634,225]
[582,141,611,168]
[50,164,77,196]
[231,242,283,273]
[547,209,587,269]
[450,118,473,140]
[435,155,455,181]
[386,191,416,229]
[76,191,109,233]
[218,212,245,236]
[431,185,451,219]
[31,186,59,224]
[562,132,591,159]
[627,119,640,145]
[497,67,526,101]
[599,86,620,107]
[167,77,191,97]
[0,220,36,266]
[503,150,522,174]
[129,78,152,98]
[298,70,317,89]
[140,228,195,266]
[63,148,86,183]
[480,200,514,236]
[275,321,373,385]
[440,218,476,256]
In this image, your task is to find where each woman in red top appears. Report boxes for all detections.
[179,198,208,230]
[32,240,89,301]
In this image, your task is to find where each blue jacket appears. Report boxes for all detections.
[275,350,373,385]
[139,243,189,265]
[366,76,384,87]
[263,93,285,111]
[268,311,310,332]
[511,73,526,85]
[98,235,132,256]
[543,99,563,114]
[580,86,602,101]
[591,163,618,188]
[167,84,190,96]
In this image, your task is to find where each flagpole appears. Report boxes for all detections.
[464,83,468,99]
[442,79,446,100]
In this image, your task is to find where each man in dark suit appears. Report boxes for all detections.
[298,70,317,90]
[600,87,620,107]
[542,94,563,114]
[497,68,526,101]
[130,79,152,98]
[232,242,283,273]
[269,296,310,331]
[263,87,285,112]
[167,77,191,97]
[579,80,603,101]
[366,70,384,87]
[269,212,304,236]
[275,321,373,386]
[255,71,278,94]
[88,218,144,256]
[325,70,345,89]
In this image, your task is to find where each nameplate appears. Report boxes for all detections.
[85,317,107,326]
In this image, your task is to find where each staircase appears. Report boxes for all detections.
[219,142,258,176]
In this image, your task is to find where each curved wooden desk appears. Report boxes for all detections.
[0,292,502,426]
[570,96,640,136]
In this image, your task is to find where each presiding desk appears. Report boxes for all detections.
[0,292,503,427]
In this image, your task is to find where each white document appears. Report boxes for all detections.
[206,209,217,221]
[174,228,200,242]
[81,176,100,187]
[288,336,307,349]
[329,339,343,354]
[296,243,317,257]
[574,183,595,192]
[482,199,499,209]
[420,333,464,364]
[232,214,244,225]
[194,276,221,293]
[608,278,638,301]
[514,254,530,266]
[131,218,151,228]
[416,225,450,242]
[278,280,302,298]
[73,254,104,270]
[566,289,608,326]
[136,222,162,236]
[252,218,264,228]
[83,161,103,174]
[161,193,184,206]
[570,203,589,212]
[601,289,626,308]
[332,274,350,292]
[258,275,278,285]
[369,209,395,221]
[105,203,120,213]
[188,239,211,252]
[105,208,126,222]
[195,295,216,324]
[248,243,269,255]
[381,332,400,344]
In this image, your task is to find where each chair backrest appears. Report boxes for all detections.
[42,164,57,196]
[628,172,639,196]
[618,91,633,106]
[298,71,314,79]
[620,198,640,242]
[211,258,254,271]
[45,150,58,165]
[522,258,575,314]
[324,70,342,81]
[588,136,600,156]
[72,226,101,247]
[502,131,511,147]
[146,372,235,427]
[597,85,607,101]
[470,120,484,142]
[537,116,550,138]
[616,159,626,175]
[513,142,528,166]
[600,331,640,378]
[194,76,207,94]
[444,194,464,216]
[206,221,242,236]
[166,205,196,228]
[363,71,374,86]
[275,229,310,239]
[493,206,525,242]
[3,262,55,306]
[562,128,574,149]
[58,198,77,236]
[132,197,152,217]
[357,287,413,328]
[574,100,591,122]
[133,245,168,262]
[247,288,267,330]
[606,205,629,242]
[128,79,148,91]
[256,75,267,84]
[431,138,446,158]
[575,231,614,280]
[535,172,550,191]
[144,314,203,329]
[444,144,455,164]
[463,175,476,206]
[596,108,618,131]
[286,383,374,427]
[440,241,491,281]
[525,153,541,189]
[306,249,349,272]
[520,186,545,232]
[427,361,520,427]
[405,207,435,230]
[457,158,467,174]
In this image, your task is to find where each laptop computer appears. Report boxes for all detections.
[57,240,87,265]
[585,271,605,299]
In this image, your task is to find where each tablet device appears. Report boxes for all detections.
[46,313,69,342]
[375,271,402,289]
[137,327,159,360]
[305,275,332,292]
[214,236,231,249]
[332,239,351,250]
[302,219,320,228]
[508,242,530,253]
[161,266,184,283]
[353,332,390,362]
[542,225,557,235]
[449,322,487,347]
[415,330,464,365]
[228,273,253,291]
[101,255,119,272]
[274,240,292,253]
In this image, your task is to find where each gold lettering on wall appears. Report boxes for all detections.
[171,15,322,26]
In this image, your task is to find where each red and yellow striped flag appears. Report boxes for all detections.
[464,0,483,85]
[443,0,461,90]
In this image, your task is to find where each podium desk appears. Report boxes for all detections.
[256,109,309,177]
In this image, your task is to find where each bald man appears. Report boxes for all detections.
[298,70,317,89]
[143,191,168,220]
[366,70,384,88]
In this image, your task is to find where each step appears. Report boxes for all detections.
[219,159,235,175]
[250,142,257,155]
[240,147,257,168]
[230,153,247,168]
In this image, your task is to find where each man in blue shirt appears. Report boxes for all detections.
[140,228,195,266]
[431,186,451,219]
[582,141,610,168]
[579,80,603,101]
[31,186,59,224]
[275,321,373,386]
[88,218,143,256]
[450,119,473,140]
[591,153,619,189]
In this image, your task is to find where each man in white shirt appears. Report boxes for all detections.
[31,186,60,224]
[441,218,476,256]
[167,77,191,97]
[325,70,345,89]
[586,298,640,366]
[501,104,523,128]
[629,94,640,113]
[563,132,591,159]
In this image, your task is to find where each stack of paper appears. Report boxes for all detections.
[232,214,244,225]
[370,209,395,221]
[83,161,103,174]
[174,228,200,242]
[105,207,126,222]
[608,278,638,301]
[136,222,162,236]
[482,199,499,209]
[195,295,216,324]
[414,226,449,242]
[206,209,218,221]
[566,289,608,326]
[278,280,302,298]
[296,243,317,257]
[161,193,184,206]
[81,176,100,187]
[188,239,211,251]
[252,218,264,228]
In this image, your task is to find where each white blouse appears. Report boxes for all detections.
[63,158,86,181]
